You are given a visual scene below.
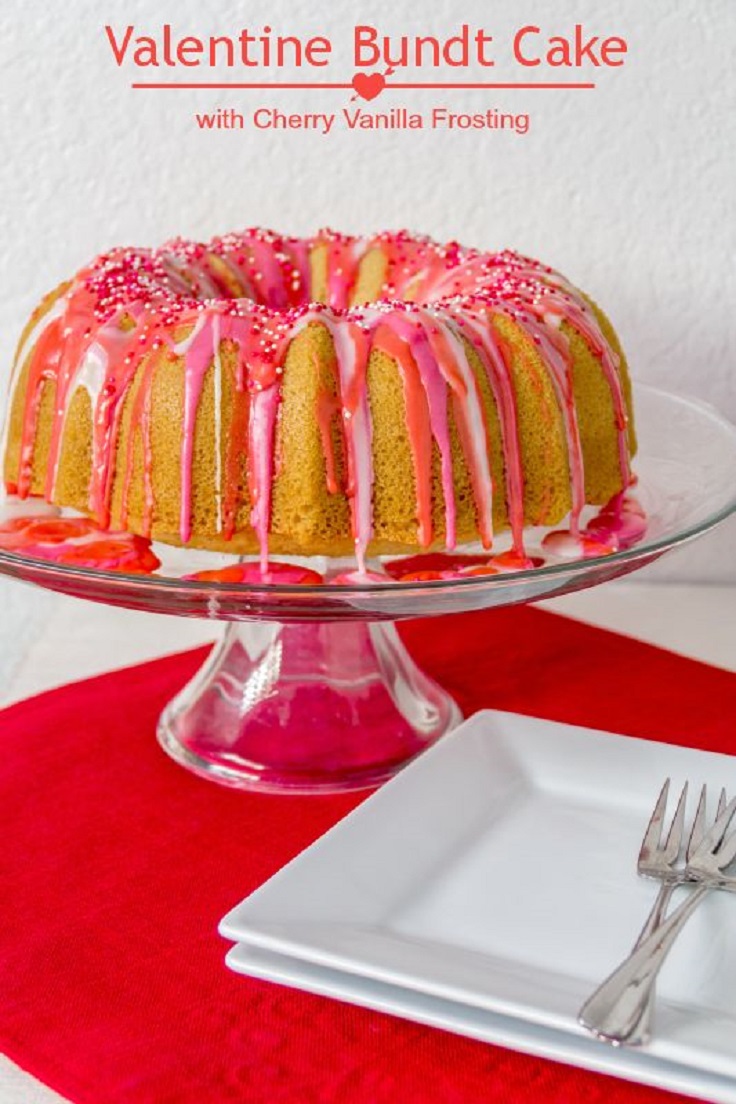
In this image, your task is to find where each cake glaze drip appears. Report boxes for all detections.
[5,228,634,567]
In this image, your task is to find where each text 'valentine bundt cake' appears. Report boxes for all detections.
[2,228,636,569]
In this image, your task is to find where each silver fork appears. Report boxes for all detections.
[578,779,701,1046]
[599,781,725,1045]
[579,785,736,1045]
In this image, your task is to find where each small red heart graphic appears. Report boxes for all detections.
[352,72,386,101]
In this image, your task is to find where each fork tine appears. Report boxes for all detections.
[662,782,688,862]
[718,788,728,818]
[715,825,736,869]
[686,784,708,861]
[694,795,736,857]
[639,779,671,863]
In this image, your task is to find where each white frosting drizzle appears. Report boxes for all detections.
[211,315,224,533]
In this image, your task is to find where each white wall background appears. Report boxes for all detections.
[0,0,734,671]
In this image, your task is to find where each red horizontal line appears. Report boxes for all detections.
[387,81,594,89]
[131,81,595,90]
[132,82,353,89]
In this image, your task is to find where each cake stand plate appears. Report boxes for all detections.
[2,385,735,793]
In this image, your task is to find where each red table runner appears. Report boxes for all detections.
[2,605,736,1104]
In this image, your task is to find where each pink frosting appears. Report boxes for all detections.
[0,515,160,573]
[542,493,646,559]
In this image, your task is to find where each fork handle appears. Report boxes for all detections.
[578,883,708,1045]
[637,881,677,945]
[621,880,677,1045]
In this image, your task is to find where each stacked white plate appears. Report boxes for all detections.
[220,712,736,1104]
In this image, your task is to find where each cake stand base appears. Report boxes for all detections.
[157,619,462,793]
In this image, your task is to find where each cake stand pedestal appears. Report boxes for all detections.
[2,385,736,794]
[158,619,461,792]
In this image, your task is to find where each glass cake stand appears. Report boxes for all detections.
[1,384,735,793]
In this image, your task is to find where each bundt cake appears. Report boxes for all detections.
[2,228,636,570]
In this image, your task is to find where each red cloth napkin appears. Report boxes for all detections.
[2,604,736,1104]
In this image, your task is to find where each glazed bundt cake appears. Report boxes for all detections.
[2,228,636,569]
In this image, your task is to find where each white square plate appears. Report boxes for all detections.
[220,711,736,1097]
[225,941,736,1104]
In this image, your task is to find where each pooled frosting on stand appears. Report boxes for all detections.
[0,516,161,574]
[6,228,635,572]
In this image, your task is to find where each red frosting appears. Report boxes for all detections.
[383,552,490,578]
[184,561,323,585]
